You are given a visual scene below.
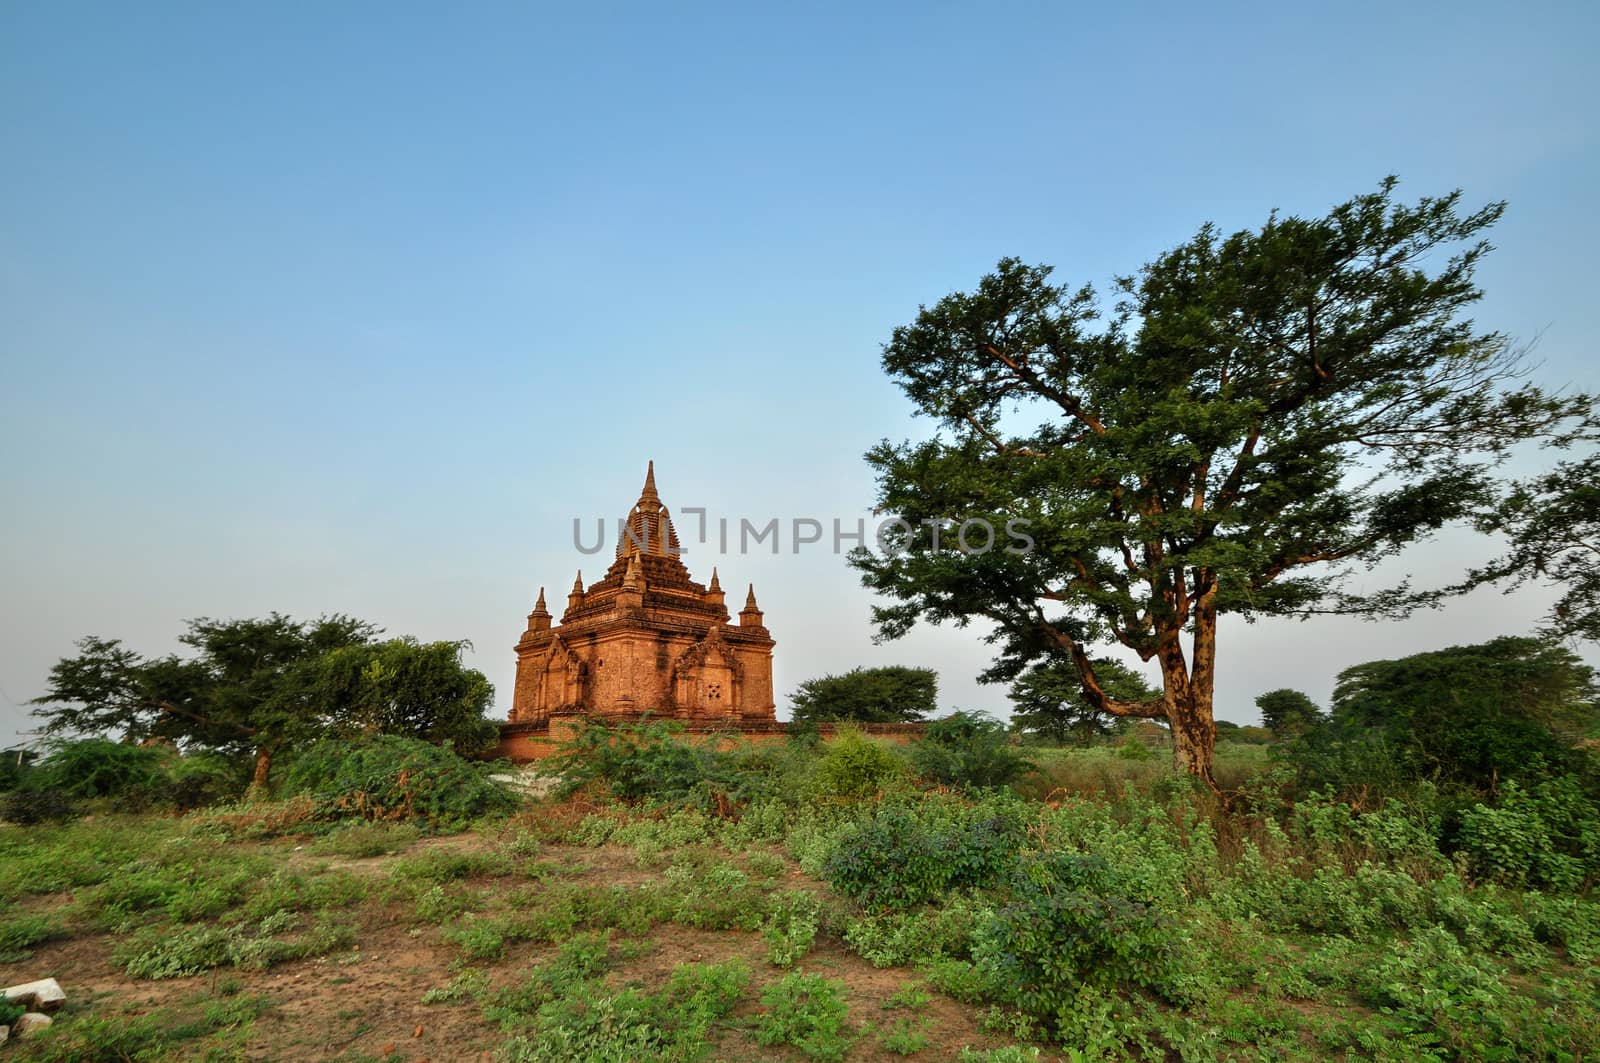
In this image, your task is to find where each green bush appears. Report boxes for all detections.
[974,852,1183,1028]
[553,719,781,810]
[911,712,1036,790]
[806,729,909,800]
[282,735,517,828]
[38,738,168,802]
[824,799,1025,910]
[0,787,77,825]
[1456,776,1600,892]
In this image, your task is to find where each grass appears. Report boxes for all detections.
[1,736,1596,1060]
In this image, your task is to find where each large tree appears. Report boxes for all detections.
[851,179,1591,788]
[789,665,937,724]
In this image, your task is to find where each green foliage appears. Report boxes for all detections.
[1255,689,1324,737]
[790,665,937,724]
[37,736,167,800]
[0,994,24,1026]
[824,798,1025,910]
[553,719,782,810]
[116,911,355,978]
[1458,451,1600,643]
[315,637,499,754]
[306,819,423,858]
[806,729,910,800]
[912,711,1036,789]
[0,786,77,825]
[851,179,1591,786]
[762,889,822,966]
[1456,776,1600,891]
[30,613,499,790]
[756,971,855,1061]
[1328,637,1598,794]
[878,1015,931,1054]
[975,852,1183,1028]
[282,734,517,828]
[496,954,751,1063]
[17,991,273,1063]
[0,911,60,962]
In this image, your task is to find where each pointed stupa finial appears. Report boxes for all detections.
[739,582,764,627]
[534,586,548,612]
[640,459,658,502]
[572,570,585,593]
[623,550,642,587]
[709,566,722,592]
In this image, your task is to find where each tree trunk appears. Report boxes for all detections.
[250,745,274,794]
[1156,597,1220,793]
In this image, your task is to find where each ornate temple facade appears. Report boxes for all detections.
[509,464,777,727]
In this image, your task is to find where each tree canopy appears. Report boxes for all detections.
[1456,453,1600,643]
[31,614,498,788]
[1328,636,1597,792]
[789,665,937,724]
[850,178,1591,787]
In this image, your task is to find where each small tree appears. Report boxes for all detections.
[789,666,936,724]
[1254,688,1324,738]
[31,614,499,789]
[315,638,498,753]
[1009,657,1159,744]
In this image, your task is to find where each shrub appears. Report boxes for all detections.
[282,734,518,828]
[1456,776,1600,892]
[806,729,910,800]
[763,890,822,967]
[0,787,77,825]
[163,753,249,810]
[553,719,780,810]
[824,798,1025,910]
[974,852,1183,1028]
[38,738,168,802]
[912,712,1036,790]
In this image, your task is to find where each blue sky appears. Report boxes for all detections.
[2,1,1596,745]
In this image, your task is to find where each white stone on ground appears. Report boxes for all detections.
[3,977,65,1012]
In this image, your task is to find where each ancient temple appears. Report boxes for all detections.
[509,463,777,727]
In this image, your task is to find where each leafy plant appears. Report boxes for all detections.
[756,971,855,1061]
[806,728,911,800]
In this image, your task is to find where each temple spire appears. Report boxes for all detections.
[571,571,584,593]
[740,583,764,627]
[639,459,658,502]
[708,567,721,592]
[528,585,552,632]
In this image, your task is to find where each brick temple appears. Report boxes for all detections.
[507,463,777,730]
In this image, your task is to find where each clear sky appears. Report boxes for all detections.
[2,1,1596,747]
